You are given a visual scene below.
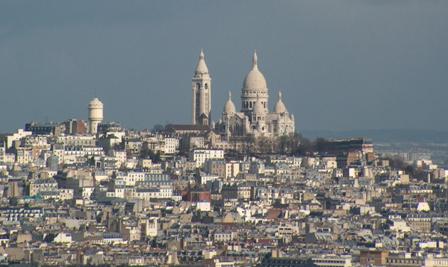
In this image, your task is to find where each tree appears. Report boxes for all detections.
[385,156,426,180]
[294,135,313,155]
[386,156,407,170]
[140,142,162,163]
[278,135,290,154]
[152,124,165,133]
[87,156,95,167]
[256,136,273,154]
[315,137,330,153]
[9,197,18,206]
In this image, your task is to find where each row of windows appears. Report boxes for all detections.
[195,83,209,90]
[243,101,266,109]
[387,259,422,264]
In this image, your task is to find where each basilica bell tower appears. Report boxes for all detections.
[192,49,212,126]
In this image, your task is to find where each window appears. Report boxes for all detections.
[205,83,208,89]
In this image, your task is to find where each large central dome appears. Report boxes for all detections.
[242,51,267,92]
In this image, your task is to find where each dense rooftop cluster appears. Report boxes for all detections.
[0,122,447,267]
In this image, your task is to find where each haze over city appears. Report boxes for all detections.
[0,0,447,133]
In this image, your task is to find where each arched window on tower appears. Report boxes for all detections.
[196,83,201,90]
[205,83,208,89]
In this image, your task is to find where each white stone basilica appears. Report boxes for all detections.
[192,50,295,139]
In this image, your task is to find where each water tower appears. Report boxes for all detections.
[88,98,103,134]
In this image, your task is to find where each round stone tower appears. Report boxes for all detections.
[88,97,103,135]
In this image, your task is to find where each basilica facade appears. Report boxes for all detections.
[192,50,295,139]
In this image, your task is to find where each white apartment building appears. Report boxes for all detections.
[312,255,352,267]
[425,254,448,267]
[141,218,158,237]
[163,137,179,154]
[57,135,96,147]
[191,149,224,168]
[29,178,59,196]
[5,129,32,149]
[132,186,173,200]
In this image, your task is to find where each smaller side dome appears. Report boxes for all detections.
[224,92,236,114]
[274,91,287,114]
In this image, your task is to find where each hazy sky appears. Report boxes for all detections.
[0,0,447,132]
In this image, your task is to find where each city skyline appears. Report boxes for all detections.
[1,1,448,266]
[0,0,447,133]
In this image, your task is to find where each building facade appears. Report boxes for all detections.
[217,52,295,138]
[192,50,295,139]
